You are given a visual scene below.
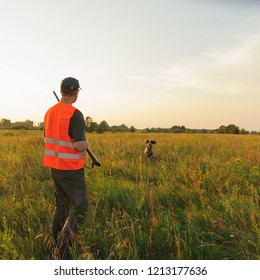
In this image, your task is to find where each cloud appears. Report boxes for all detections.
[128,67,208,90]
[202,31,260,65]
[199,31,260,95]
[128,30,260,97]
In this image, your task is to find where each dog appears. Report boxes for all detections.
[144,140,156,159]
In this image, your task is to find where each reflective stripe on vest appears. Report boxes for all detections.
[44,149,84,159]
[44,137,74,148]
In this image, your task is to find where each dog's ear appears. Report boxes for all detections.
[152,140,156,144]
[145,140,149,144]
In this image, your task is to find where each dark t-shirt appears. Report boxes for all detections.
[68,109,86,142]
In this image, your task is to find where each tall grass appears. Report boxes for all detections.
[0,131,259,259]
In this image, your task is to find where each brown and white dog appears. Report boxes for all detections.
[144,140,156,159]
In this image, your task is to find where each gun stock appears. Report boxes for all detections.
[86,148,101,167]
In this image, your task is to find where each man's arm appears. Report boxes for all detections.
[69,110,89,152]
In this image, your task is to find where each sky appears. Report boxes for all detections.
[0,0,259,131]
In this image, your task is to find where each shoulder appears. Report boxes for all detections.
[71,109,84,122]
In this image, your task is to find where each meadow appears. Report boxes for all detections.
[0,130,259,260]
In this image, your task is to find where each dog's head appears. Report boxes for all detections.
[145,140,156,148]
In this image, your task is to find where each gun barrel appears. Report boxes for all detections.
[53,91,60,102]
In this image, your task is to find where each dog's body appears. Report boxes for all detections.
[144,140,156,159]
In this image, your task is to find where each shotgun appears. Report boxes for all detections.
[52,91,101,168]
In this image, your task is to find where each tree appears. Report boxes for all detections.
[38,122,44,130]
[96,120,109,134]
[89,122,98,132]
[110,124,129,132]
[1,118,11,127]
[226,124,240,134]
[171,125,186,133]
[85,116,98,133]
[216,125,226,134]
[240,128,249,135]
[24,119,34,128]
[85,116,93,130]
[215,124,240,134]
[130,126,136,133]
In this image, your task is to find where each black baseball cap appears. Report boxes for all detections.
[60,77,82,92]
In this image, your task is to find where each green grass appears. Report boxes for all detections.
[0,131,259,259]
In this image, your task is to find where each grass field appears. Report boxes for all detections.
[0,130,259,260]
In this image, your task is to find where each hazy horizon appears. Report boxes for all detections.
[1,115,258,132]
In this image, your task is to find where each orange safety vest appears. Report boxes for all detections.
[43,102,85,170]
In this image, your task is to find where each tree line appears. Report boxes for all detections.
[0,117,259,134]
[0,118,35,130]
[83,118,259,134]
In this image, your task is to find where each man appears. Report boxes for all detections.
[43,77,89,260]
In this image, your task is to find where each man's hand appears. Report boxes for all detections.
[74,140,89,152]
